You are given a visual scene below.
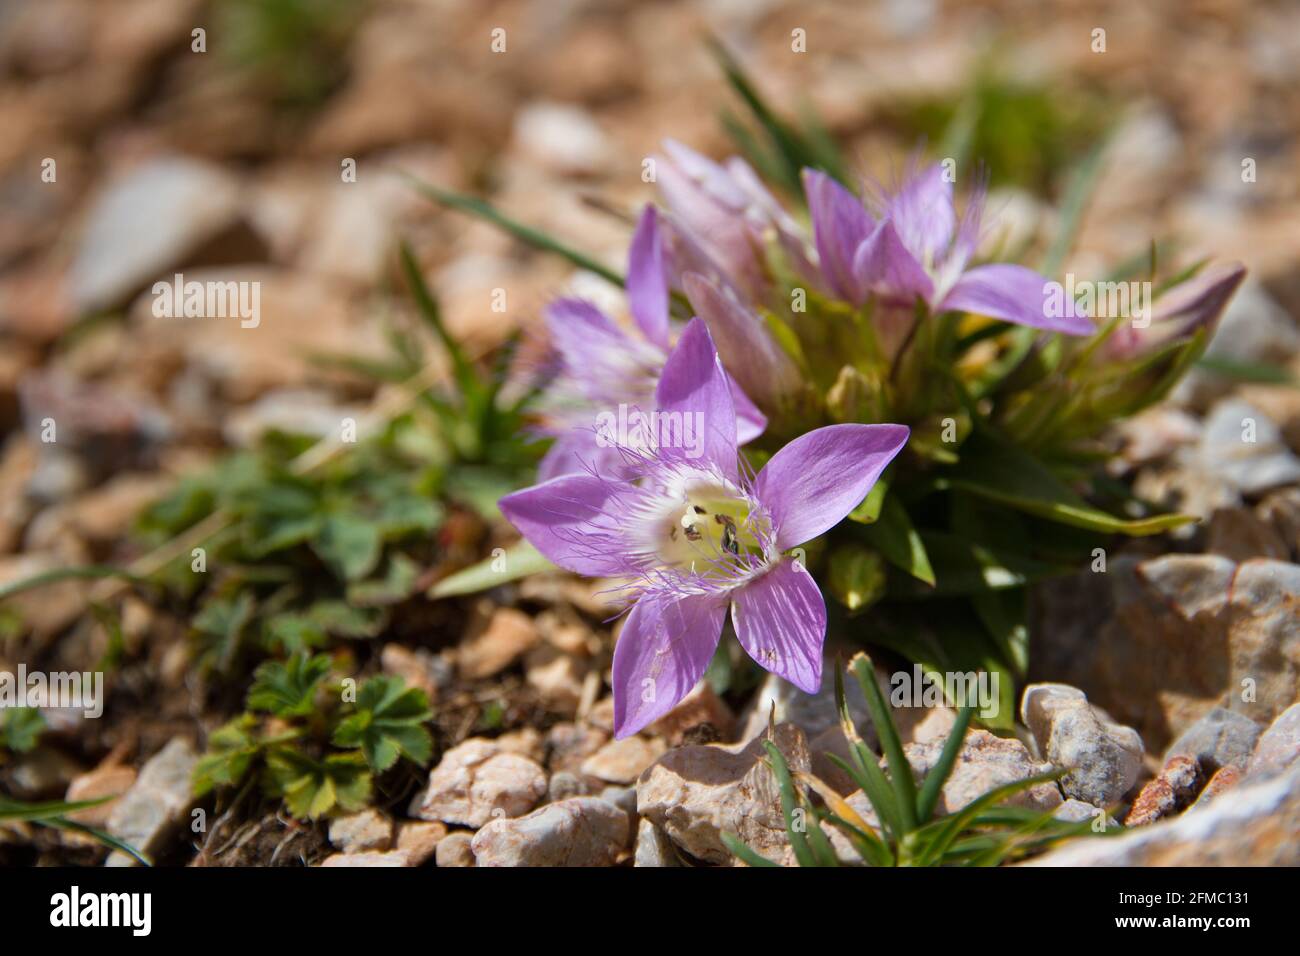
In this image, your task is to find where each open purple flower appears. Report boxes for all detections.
[536,205,765,480]
[501,318,909,737]
[804,165,1093,335]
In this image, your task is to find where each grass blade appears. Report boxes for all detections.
[850,654,918,832]
[915,703,976,824]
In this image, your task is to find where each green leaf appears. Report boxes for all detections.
[193,715,265,796]
[943,431,1193,536]
[0,707,46,753]
[827,544,887,611]
[305,600,387,639]
[346,554,421,606]
[762,740,816,867]
[193,592,256,672]
[264,748,372,820]
[313,513,383,582]
[247,652,331,717]
[915,704,975,824]
[851,655,918,833]
[331,675,433,772]
[403,180,623,287]
[913,770,1063,866]
[0,795,110,821]
[848,480,889,524]
[0,565,144,601]
[376,495,443,539]
[429,540,554,599]
[857,494,936,586]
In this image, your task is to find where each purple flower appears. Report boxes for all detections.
[501,318,909,737]
[803,165,1094,335]
[1104,262,1246,360]
[536,206,766,480]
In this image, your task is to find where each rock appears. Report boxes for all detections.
[64,763,137,826]
[380,644,450,704]
[524,643,586,712]
[69,157,261,313]
[1027,765,1300,866]
[634,819,683,867]
[106,739,199,865]
[903,729,1062,815]
[1196,399,1300,496]
[1054,799,1101,824]
[547,771,588,802]
[1124,756,1204,826]
[1031,555,1300,753]
[457,608,540,679]
[1192,765,1242,809]
[318,850,410,868]
[471,797,628,866]
[1248,703,1300,779]
[512,102,611,176]
[327,809,393,853]
[1021,683,1143,805]
[1165,707,1262,773]
[545,722,609,777]
[411,739,547,828]
[495,727,546,763]
[648,682,735,745]
[1206,507,1290,561]
[394,821,446,866]
[580,737,666,785]
[599,785,638,844]
[1258,488,1300,560]
[434,831,476,867]
[636,723,811,865]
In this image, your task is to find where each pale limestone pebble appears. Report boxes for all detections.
[1027,765,1300,866]
[411,738,547,828]
[327,808,393,853]
[64,763,136,826]
[379,643,451,703]
[1247,703,1300,779]
[1257,488,1300,559]
[585,696,617,734]
[545,721,609,777]
[547,771,589,802]
[471,797,628,867]
[512,101,612,177]
[495,726,545,763]
[1020,683,1143,805]
[648,682,736,745]
[435,831,476,867]
[634,819,682,867]
[904,730,1063,815]
[535,608,597,656]
[1195,398,1300,495]
[580,736,666,785]
[517,574,616,617]
[1206,506,1291,562]
[106,739,199,866]
[456,607,540,680]
[599,785,638,845]
[1165,706,1262,774]
[1054,799,1102,824]
[524,643,587,713]
[1124,756,1205,826]
[394,821,446,866]
[636,724,811,865]
[318,850,410,867]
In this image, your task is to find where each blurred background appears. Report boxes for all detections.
[0,0,1298,865]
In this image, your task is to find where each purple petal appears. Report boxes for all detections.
[544,297,628,369]
[887,163,956,264]
[803,169,874,303]
[612,591,727,738]
[682,272,801,410]
[728,373,767,446]
[756,423,910,550]
[537,431,629,482]
[731,559,826,693]
[499,474,629,577]
[852,218,935,305]
[653,317,738,477]
[626,206,671,350]
[940,264,1094,336]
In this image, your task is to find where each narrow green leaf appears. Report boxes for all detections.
[428,540,554,599]
[915,704,975,824]
[763,741,816,867]
[858,494,936,585]
[850,655,917,833]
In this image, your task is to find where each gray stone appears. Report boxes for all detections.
[105,739,198,866]
[1248,703,1300,779]
[1021,683,1143,805]
[1166,707,1262,773]
[902,729,1062,815]
[633,819,683,867]
[1196,398,1300,495]
[471,797,628,866]
[411,739,547,827]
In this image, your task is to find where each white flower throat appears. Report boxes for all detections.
[656,483,768,575]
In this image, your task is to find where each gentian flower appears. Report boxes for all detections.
[536,205,765,480]
[803,165,1094,335]
[501,318,909,737]
[1103,262,1246,360]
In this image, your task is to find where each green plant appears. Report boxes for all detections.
[0,795,149,865]
[193,659,433,821]
[0,707,45,754]
[723,655,1117,866]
